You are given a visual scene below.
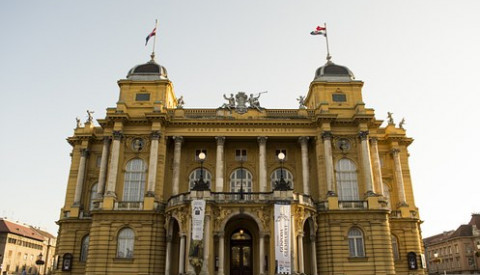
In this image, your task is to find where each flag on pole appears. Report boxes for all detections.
[310,26,326,36]
[145,27,157,46]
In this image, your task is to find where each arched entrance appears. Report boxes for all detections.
[230,228,253,275]
[223,215,260,275]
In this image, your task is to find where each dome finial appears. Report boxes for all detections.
[150,52,155,62]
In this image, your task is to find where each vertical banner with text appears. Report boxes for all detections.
[274,202,291,274]
[191,199,206,240]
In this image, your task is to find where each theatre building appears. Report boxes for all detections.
[55,53,425,275]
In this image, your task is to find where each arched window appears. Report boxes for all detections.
[117,228,134,258]
[348,228,365,257]
[188,168,213,189]
[383,183,391,209]
[335,159,359,201]
[392,235,400,260]
[230,168,253,192]
[89,183,101,211]
[123,159,146,202]
[270,168,294,189]
[80,235,89,262]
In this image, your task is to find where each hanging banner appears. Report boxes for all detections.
[191,199,206,240]
[274,203,291,274]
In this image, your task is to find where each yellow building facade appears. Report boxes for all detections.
[55,54,425,275]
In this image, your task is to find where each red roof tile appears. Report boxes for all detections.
[0,219,45,241]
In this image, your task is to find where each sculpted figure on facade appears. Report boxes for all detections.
[176,96,185,109]
[297,95,306,109]
[75,117,82,128]
[221,93,235,111]
[86,110,94,123]
[248,92,266,111]
[399,118,406,129]
[387,112,395,125]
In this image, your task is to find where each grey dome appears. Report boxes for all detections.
[314,61,355,82]
[126,57,168,80]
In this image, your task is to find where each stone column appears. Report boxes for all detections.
[297,233,305,274]
[97,137,109,196]
[217,233,225,275]
[147,131,161,196]
[291,217,298,273]
[215,137,225,192]
[310,233,318,275]
[105,131,122,197]
[172,136,184,195]
[359,131,375,195]
[201,215,211,274]
[179,234,186,274]
[73,148,89,205]
[164,235,172,275]
[321,131,335,194]
[370,138,384,196]
[259,233,265,275]
[299,137,310,194]
[258,137,268,192]
[391,148,407,205]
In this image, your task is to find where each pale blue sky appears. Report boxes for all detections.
[0,1,479,238]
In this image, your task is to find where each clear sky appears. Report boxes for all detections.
[0,1,479,238]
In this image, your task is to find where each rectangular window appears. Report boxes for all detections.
[135,93,150,101]
[235,149,247,162]
[332,93,347,102]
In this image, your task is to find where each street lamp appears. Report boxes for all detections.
[239,157,245,200]
[192,152,210,191]
[36,253,45,275]
[274,152,291,191]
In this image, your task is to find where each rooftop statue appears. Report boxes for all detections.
[219,91,267,114]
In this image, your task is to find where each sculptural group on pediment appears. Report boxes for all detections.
[220,91,267,114]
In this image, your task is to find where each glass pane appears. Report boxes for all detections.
[243,247,251,267]
[232,247,241,268]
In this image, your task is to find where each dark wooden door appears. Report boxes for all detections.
[230,240,252,275]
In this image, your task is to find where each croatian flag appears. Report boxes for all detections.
[310,26,326,36]
[145,28,156,46]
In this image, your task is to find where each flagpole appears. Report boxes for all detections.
[152,19,158,60]
[324,22,331,61]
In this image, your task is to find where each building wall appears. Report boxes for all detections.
[53,59,426,275]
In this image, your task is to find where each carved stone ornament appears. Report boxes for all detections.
[358,131,369,140]
[321,131,333,141]
[131,138,145,152]
[335,138,351,153]
[219,91,266,114]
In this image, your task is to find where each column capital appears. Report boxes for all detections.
[358,131,369,140]
[173,136,184,144]
[391,148,400,155]
[80,148,89,157]
[257,136,268,145]
[369,137,378,143]
[103,136,111,143]
[166,235,173,242]
[151,131,161,140]
[321,131,332,141]
[112,130,123,140]
[215,136,226,145]
[298,136,310,145]
[216,231,225,238]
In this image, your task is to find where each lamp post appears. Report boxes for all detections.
[35,253,45,275]
[192,152,209,191]
[274,152,291,191]
[239,157,245,200]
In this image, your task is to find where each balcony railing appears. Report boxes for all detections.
[114,201,143,210]
[167,191,315,208]
[338,200,368,209]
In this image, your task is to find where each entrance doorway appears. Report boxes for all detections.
[230,228,253,275]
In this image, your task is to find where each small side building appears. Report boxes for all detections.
[424,214,480,274]
[0,218,57,275]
